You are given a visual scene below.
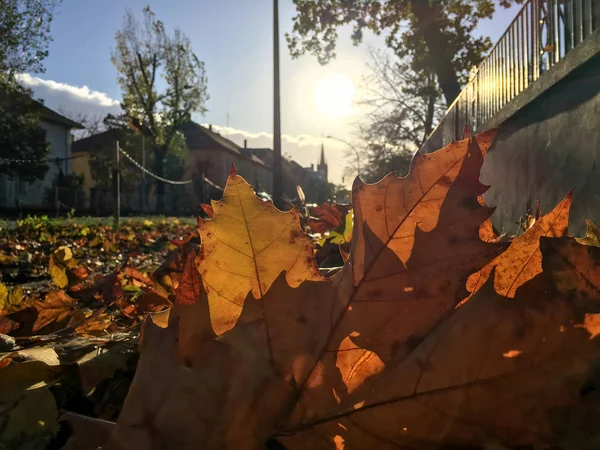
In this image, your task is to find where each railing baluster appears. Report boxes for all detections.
[557,0,563,59]
[567,0,575,53]
[585,0,593,36]
[532,1,540,81]
[523,7,529,90]
[577,0,584,44]
[518,13,524,94]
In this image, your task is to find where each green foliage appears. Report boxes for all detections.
[287,0,523,105]
[0,0,59,77]
[0,84,49,182]
[111,5,209,211]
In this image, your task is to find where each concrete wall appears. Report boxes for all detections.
[482,53,600,236]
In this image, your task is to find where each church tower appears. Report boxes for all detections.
[317,143,328,182]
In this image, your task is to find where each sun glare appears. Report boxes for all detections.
[314,73,355,118]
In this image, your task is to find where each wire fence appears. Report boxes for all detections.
[1,143,224,218]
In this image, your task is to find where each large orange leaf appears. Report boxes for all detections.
[465,192,572,300]
[103,132,507,450]
[196,165,322,334]
[288,132,506,428]
[280,238,600,448]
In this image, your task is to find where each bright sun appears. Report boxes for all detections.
[314,73,355,118]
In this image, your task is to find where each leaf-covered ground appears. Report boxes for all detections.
[0,211,349,449]
[0,216,201,449]
[6,130,600,450]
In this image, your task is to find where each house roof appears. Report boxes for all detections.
[180,121,240,155]
[39,103,85,129]
[71,122,269,168]
[71,129,127,153]
[181,122,269,168]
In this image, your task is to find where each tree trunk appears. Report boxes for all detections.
[154,146,167,213]
[410,1,462,106]
[422,82,436,146]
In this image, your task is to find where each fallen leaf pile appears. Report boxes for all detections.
[4,130,600,450]
[0,218,198,448]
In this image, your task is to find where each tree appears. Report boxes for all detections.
[56,106,105,140]
[354,48,445,183]
[287,0,522,106]
[0,0,59,78]
[112,6,209,212]
[0,84,49,182]
[0,0,60,182]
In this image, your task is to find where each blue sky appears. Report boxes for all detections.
[24,0,521,185]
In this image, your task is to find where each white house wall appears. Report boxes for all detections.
[0,120,72,209]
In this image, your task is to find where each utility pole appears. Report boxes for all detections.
[272,0,283,209]
[141,135,146,213]
[112,140,121,228]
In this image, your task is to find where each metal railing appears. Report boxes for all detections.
[423,0,599,149]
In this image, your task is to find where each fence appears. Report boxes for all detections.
[0,144,224,218]
[422,0,600,151]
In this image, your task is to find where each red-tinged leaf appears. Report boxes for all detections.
[174,252,201,305]
[33,291,81,333]
[136,290,171,313]
[200,203,215,218]
[306,202,351,234]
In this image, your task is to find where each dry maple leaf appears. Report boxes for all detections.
[306,202,351,234]
[465,192,572,300]
[576,219,600,247]
[33,290,83,333]
[100,132,511,450]
[281,238,600,449]
[196,165,322,334]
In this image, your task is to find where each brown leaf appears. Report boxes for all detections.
[200,203,215,218]
[306,202,351,234]
[174,252,201,305]
[106,132,507,449]
[136,290,171,313]
[466,192,571,300]
[33,290,81,333]
[576,219,600,247]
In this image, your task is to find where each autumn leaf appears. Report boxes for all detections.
[33,290,82,333]
[174,252,201,305]
[465,192,572,300]
[576,219,600,247]
[306,202,351,234]
[196,165,322,334]
[0,282,23,310]
[281,241,600,449]
[49,245,76,288]
[103,132,508,450]
[200,203,215,218]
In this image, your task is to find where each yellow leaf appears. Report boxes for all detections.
[465,192,572,300]
[197,166,322,334]
[48,255,68,288]
[576,219,600,247]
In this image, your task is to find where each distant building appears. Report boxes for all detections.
[71,122,275,213]
[0,103,84,210]
[302,143,331,204]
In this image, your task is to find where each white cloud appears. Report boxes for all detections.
[17,73,120,108]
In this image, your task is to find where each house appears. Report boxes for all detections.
[70,121,275,213]
[0,103,84,210]
[180,122,272,195]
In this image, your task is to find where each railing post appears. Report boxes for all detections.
[112,141,120,228]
